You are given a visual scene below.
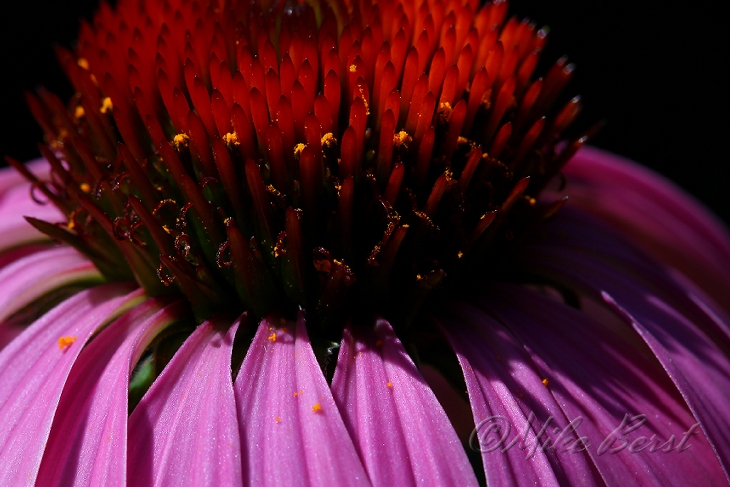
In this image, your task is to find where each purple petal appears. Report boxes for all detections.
[0,246,100,323]
[127,317,243,486]
[0,282,141,485]
[331,320,478,487]
[521,213,730,481]
[234,314,370,486]
[559,146,730,310]
[438,305,600,486]
[35,298,185,486]
[0,159,50,199]
[0,180,63,253]
[457,284,726,484]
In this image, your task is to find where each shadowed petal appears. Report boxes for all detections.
[331,320,477,487]
[0,283,141,486]
[524,209,730,480]
[0,180,63,253]
[234,314,370,487]
[467,285,726,485]
[0,246,101,323]
[127,317,242,487]
[35,298,185,486]
[438,306,600,486]
[560,146,730,310]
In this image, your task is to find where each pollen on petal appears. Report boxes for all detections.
[57,335,77,351]
[267,331,277,342]
[222,132,239,147]
[77,58,89,70]
[79,183,91,193]
[387,381,393,388]
[293,143,306,159]
[393,130,412,148]
[542,378,549,386]
[173,133,190,149]
[311,403,322,413]
[100,97,113,114]
[74,106,85,119]
[275,416,281,423]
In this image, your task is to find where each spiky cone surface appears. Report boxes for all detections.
[11,0,586,334]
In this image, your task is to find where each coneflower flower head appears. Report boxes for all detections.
[11,0,584,333]
[4,0,730,485]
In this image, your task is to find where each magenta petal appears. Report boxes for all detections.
[439,306,599,487]
[127,317,243,486]
[459,285,726,484]
[35,298,185,486]
[524,211,730,479]
[560,146,730,309]
[331,320,477,487]
[0,282,140,485]
[0,246,100,323]
[0,180,63,252]
[234,314,370,486]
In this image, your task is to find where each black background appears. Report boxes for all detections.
[2,0,728,224]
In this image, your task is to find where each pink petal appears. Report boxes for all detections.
[523,210,730,480]
[0,282,141,485]
[438,304,599,486]
[35,298,185,486]
[465,284,726,485]
[234,314,370,486]
[0,159,50,198]
[558,146,730,311]
[127,317,243,486]
[0,246,100,323]
[331,320,477,487]
[0,181,63,253]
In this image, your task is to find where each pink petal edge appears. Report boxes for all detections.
[0,283,141,485]
[331,320,478,487]
[127,317,243,486]
[234,314,370,487]
[35,298,185,486]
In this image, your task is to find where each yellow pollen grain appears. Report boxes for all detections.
[275,416,281,423]
[542,378,549,386]
[58,336,77,351]
[77,58,89,70]
[267,331,277,342]
[223,132,239,146]
[349,64,357,73]
[293,143,306,159]
[387,381,393,388]
[393,130,412,148]
[79,182,91,193]
[173,133,190,149]
[457,251,464,258]
[321,132,336,147]
[74,106,85,119]
[312,403,322,413]
[100,97,113,114]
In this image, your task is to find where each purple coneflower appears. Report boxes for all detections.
[1,0,729,485]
